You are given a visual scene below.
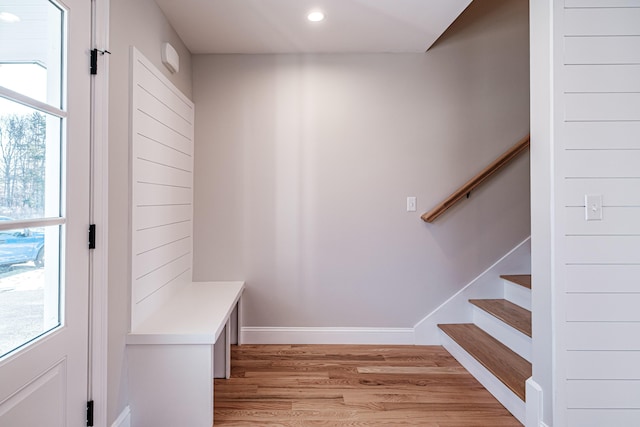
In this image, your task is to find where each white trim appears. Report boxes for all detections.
[440,330,526,424]
[110,406,130,427]
[89,0,110,426]
[241,327,415,345]
[414,237,531,344]
[526,378,545,427]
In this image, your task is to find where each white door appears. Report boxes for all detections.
[0,0,91,425]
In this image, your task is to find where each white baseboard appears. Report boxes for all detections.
[414,237,531,344]
[241,327,415,345]
[111,406,131,427]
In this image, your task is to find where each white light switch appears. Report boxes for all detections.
[407,196,417,212]
[585,194,603,221]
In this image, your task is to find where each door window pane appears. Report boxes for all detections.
[0,0,63,108]
[0,97,61,220]
[0,224,59,358]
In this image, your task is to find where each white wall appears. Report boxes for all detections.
[107,0,192,423]
[192,0,530,334]
[545,1,640,426]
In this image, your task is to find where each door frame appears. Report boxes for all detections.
[89,0,110,426]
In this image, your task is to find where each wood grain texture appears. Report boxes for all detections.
[421,134,530,223]
[214,344,522,426]
[469,299,532,337]
[500,275,531,289]
[437,324,531,401]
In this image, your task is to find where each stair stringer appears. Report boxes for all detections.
[414,237,531,344]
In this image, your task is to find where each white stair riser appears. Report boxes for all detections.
[440,330,526,425]
[503,280,531,310]
[472,306,532,362]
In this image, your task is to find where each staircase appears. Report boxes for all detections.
[438,274,532,425]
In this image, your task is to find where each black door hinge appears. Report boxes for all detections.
[89,224,96,249]
[91,48,111,75]
[86,400,94,427]
[90,49,98,75]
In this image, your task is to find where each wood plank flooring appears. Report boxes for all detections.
[214,344,522,426]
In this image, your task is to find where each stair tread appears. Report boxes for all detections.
[500,274,531,289]
[438,323,531,401]
[469,299,532,337]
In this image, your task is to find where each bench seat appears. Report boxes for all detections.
[127,281,244,345]
[127,281,245,427]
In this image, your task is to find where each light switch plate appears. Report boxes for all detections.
[407,196,417,212]
[585,194,603,221]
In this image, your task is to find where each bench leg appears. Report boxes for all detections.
[225,320,231,379]
[237,294,243,346]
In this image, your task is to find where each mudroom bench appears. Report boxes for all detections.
[127,281,245,427]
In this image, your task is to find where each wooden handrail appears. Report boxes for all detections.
[421,134,530,223]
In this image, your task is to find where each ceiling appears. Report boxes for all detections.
[154,0,472,54]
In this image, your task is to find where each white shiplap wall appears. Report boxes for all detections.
[558,1,640,425]
[130,48,195,330]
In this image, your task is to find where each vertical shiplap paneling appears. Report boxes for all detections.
[130,48,194,330]
[561,2,640,424]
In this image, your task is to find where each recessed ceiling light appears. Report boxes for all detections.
[0,12,20,23]
[307,11,325,22]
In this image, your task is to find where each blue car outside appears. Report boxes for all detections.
[0,217,45,268]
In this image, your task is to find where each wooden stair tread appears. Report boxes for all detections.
[469,299,532,337]
[500,274,531,289]
[438,323,531,401]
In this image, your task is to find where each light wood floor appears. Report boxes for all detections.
[214,344,521,426]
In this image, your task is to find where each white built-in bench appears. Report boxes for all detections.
[127,49,246,426]
[127,281,244,427]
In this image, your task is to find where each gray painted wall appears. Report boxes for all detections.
[107,0,192,423]
[191,0,530,330]
[106,0,529,422]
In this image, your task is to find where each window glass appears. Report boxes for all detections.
[0,0,63,108]
[0,97,61,220]
[0,224,59,358]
